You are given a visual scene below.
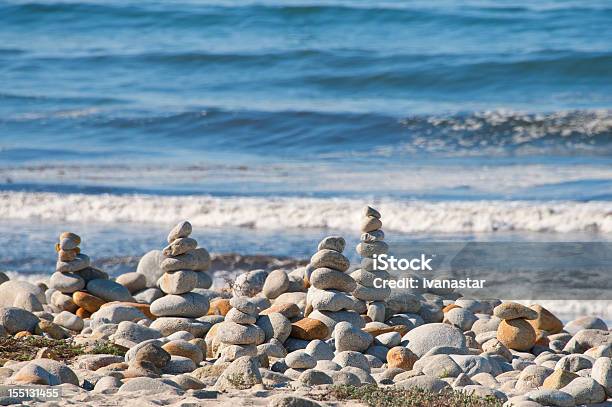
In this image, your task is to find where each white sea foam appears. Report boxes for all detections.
[0,191,610,234]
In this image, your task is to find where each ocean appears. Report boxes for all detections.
[1,0,611,293]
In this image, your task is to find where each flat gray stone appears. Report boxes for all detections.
[216,321,265,345]
[262,269,290,299]
[109,320,162,348]
[160,248,211,272]
[233,269,268,297]
[136,250,165,287]
[403,323,466,357]
[87,279,134,302]
[159,269,198,295]
[167,221,192,243]
[310,268,357,293]
[334,321,372,352]
[150,292,209,317]
[214,356,262,391]
[56,254,90,273]
[49,272,85,294]
[527,389,575,407]
[118,377,183,394]
[285,350,316,369]
[53,311,83,332]
[0,306,39,334]
[310,250,349,272]
[395,376,450,393]
[116,272,147,294]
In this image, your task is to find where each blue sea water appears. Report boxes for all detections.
[0,0,611,249]
[2,2,612,321]
[1,0,611,172]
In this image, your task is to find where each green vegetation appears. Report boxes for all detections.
[226,373,258,390]
[85,341,127,357]
[0,336,84,362]
[326,385,504,407]
[0,337,126,363]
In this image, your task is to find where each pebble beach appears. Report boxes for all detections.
[0,207,609,407]
[2,1,612,405]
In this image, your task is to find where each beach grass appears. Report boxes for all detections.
[0,337,125,363]
[324,384,504,407]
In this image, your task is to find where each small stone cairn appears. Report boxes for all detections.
[48,232,111,318]
[214,296,266,362]
[353,206,390,322]
[306,236,364,334]
[150,221,212,321]
[494,302,538,351]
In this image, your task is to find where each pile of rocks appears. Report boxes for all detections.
[2,211,612,407]
[305,236,364,334]
[213,296,265,362]
[149,221,211,334]
[494,302,538,351]
[48,232,133,324]
[353,206,391,322]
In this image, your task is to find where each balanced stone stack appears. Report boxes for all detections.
[214,296,266,362]
[49,232,101,317]
[48,232,137,323]
[494,301,538,352]
[306,236,364,334]
[149,221,211,325]
[50,232,89,297]
[352,206,391,322]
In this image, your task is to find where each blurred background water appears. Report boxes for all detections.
[0,0,611,279]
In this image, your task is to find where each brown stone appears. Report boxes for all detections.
[543,369,579,390]
[96,362,128,373]
[205,323,220,359]
[14,371,47,385]
[529,304,563,334]
[162,341,203,364]
[291,318,329,340]
[361,216,382,233]
[208,298,231,316]
[58,249,78,262]
[73,291,106,313]
[363,325,410,337]
[14,331,32,338]
[260,303,300,319]
[535,330,550,347]
[35,320,67,340]
[60,232,81,245]
[443,304,461,313]
[75,308,91,319]
[123,360,160,378]
[494,302,538,320]
[387,346,418,370]
[135,342,170,368]
[189,338,207,356]
[52,291,79,313]
[304,302,313,318]
[497,318,536,351]
[100,301,154,320]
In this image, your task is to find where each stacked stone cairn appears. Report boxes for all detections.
[48,232,134,328]
[305,236,365,336]
[3,211,612,405]
[494,301,539,352]
[352,206,391,323]
[213,296,266,363]
[149,221,212,334]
